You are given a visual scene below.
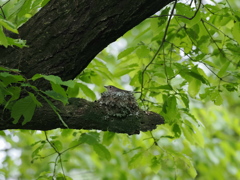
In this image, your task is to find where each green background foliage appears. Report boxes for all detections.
[0,0,240,179]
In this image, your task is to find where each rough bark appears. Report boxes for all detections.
[0,0,173,81]
[0,98,164,135]
[0,0,173,134]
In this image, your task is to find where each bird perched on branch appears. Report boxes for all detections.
[104,85,130,93]
[104,85,140,93]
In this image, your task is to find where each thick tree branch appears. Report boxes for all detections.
[0,0,172,132]
[0,0,173,82]
[0,97,164,135]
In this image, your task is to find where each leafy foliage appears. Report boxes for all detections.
[0,67,95,128]
[0,0,50,47]
[0,0,240,179]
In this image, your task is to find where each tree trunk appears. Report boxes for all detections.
[0,0,173,81]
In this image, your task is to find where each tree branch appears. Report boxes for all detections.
[0,97,164,135]
[0,0,171,133]
[0,0,173,83]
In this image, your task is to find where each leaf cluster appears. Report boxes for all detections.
[0,67,85,127]
[0,0,49,47]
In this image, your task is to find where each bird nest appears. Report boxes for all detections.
[98,91,140,118]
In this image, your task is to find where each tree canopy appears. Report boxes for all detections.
[0,0,240,179]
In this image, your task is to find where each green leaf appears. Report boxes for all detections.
[188,79,201,97]
[32,0,45,9]
[214,92,223,106]
[52,140,63,151]
[179,93,189,108]
[158,7,170,26]
[136,45,149,58]
[128,152,143,169]
[0,26,8,47]
[4,86,21,102]
[67,83,80,97]
[223,84,238,92]
[61,129,74,137]
[32,143,45,158]
[176,3,192,17]
[17,0,32,18]
[114,66,137,77]
[194,127,205,148]
[165,66,175,79]
[158,84,173,90]
[0,66,10,71]
[33,74,63,84]
[232,22,240,44]
[130,70,142,87]
[150,156,161,173]
[31,140,45,147]
[183,155,197,178]
[0,72,25,86]
[31,74,43,81]
[32,74,75,87]
[5,37,27,48]
[95,69,113,81]
[69,140,81,149]
[217,61,230,77]
[161,95,180,124]
[44,90,68,105]
[187,10,201,27]
[79,132,100,145]
[50,83,67,97]
[41,0,50,7]
[186,70,208,84]
[11,95,36,125]
[168,96,177,114]
[29,92,42,107]
[39,94,69,128]
[61,80,75,88]
[118,47,137,59]
[0,67,20,72]
[172,123,181,138]
[56,173,73,180]
[93,143,111,161]
[102,131,115,146]
[182,124,195,143]
[78,83,96,100]
[0,19,18,34]
[201,88,223,105]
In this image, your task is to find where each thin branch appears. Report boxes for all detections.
[164,40,235,87]
[201,19,237,43]
[140,0,177,101]
[189,0,194,7]
[225,0,234,15]
[151,0,202,21]
[44,131,66,180]
[44,132,59,153]
[201,19,225,57]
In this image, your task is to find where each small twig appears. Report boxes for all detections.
[151,0,202,21]
[44,131,66,180]
[201,19,227,58]
[140,0,177,101]
[225,0,234,15]
[202,19,237,43]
